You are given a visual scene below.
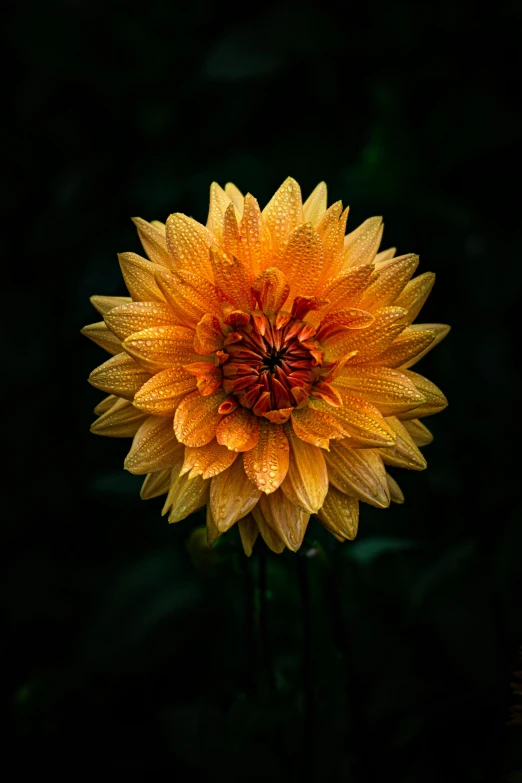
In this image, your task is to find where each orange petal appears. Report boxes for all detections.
[90,397,148,437]
[334,366,425,416]
[225,182,245,215]
[313,395,396,448]
[206,182,232,243]
[259,491,310,552]
[316,308,375,341]
[216,407,259,452]
[251,505,286,553]
[400,324,450,369]
[343,216,383,268]
[210,457,262,532]
[210,245,255,309]
[90,295,131,318]
[251,267,290,314]
[123,325,199,372]
[194,314,225,355]
[133,367,196,416]
[184,362,223,396]
[81,322,122,355]
[243,419,289,494]
[320,264,375,309]
[370,326,436,368]
[206,504,221,546]
[93,394,118,415]
[303,181,327,226]
[140,468,172,500]
[281,222,324,297]
[88,353,152,400]
[132,217,172,268]
[124,417,183,475]
[317,486,359,540]
[394,271,436,324]
[118,252,167,302]
[223,202,241,259]
[311,382,343,407]
[291,296,330,321]
[237,513,259,556]
[291,406,348,449]
[402,418,433,446]
[376,417,427,470]
[386,473,404,504]
[325,306,407,363]
[358,254,419,310]
[238,193,272,276]
[174,389,226,447]
[104,301,181,340]
[165,213,214,279]
[181,439,238,479]
[280,425,328,513]
[155,269,222,327]
[396,370,448,419]
[324,440,390,508]
[162,463,210,523]
[316,202,349,282]
[262,176,304,255]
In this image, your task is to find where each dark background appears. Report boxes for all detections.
[5,0,522,778]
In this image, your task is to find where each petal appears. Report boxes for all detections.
[262,177,304,255]
[155,269,222,327]
[394,272,436,324]
[251,505,286,553]
[281,222,324,297]
[303,181,327,225]
[280,425,328,512]
[124,416,184,474]
[374,247,396,264]
[315,308,375,341]
[225,182,245,215]
[320,265,376,310]
[163,469,210,524]
[133,367,196,416]
[386,473,404,503]
[291,406,348,449]
[222,202,242,259]
[88,353,152,400]
[181,439,238,479]
[343,216,383,268]
[216,407,259,452]
[371,326,436,368]
[376,417,427,470]
[238,193,272,276]
[104,301,181,340]
[206,504,221,546]
[90,295,131,317]
[93,394,117,415]
[311,381,343,407]
[210,245,255,309]
[184,362,223,396]
[194,314,225,355]
[314,395,396,448]
[402,418,433,446]
[397,370,448,418]
[132,217,172,268]
[238,513,259,556]
[317,486,359,540]
[90,398,148,437]
[358,254,419,310]
[206,182,232,243]
[251,267,290,314]
[123,325,199,372]
[174,389,226,447]
[210,457,262,532]
[165,213,214,279]
[316,202,349,282]
[243,419,289,494]
[334,366,426,415]
[400,324,451,369]
[325,306,407,363]
[140,468,172,499]
[258,491,310,552]
[118,252,167,302]
[324,441,390,508]
[81,321,122,355]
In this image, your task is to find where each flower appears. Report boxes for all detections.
[83,178,449,554]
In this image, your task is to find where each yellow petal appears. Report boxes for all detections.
[125,416,183,474]
[181,439,238,479]
[90,397,148,437]
[259,490,309,552]
[210,457,262,532]
[238,193,272,276]
[376,417,427,470]
[90,295,131,317]
[93,394,117,415]
[88,353,152,400]
[243,419,289,494]
[402,418,433,446]
[262,177,304,255]
[162,460,210,523]
[216,407,259,452]
[334,366,425,416]
[251,505,286,553]
[394,272,436,324]
[314,395,395,448]
[281,223,324,298]
[174,389,226,447]
[206,504,221,546]
[398,370,448,419]
[206,182,232,243]
[386,473,404,503]
[132,217,172,268]
[324,440,390,508]
[133,367,196,416]
[291,406,348,449]
[140,468,172,499]
[81,322,122,355]
[343,216,383,268]
[400,324,450,369]
[358,254,419,310]
[210,245,255,310]
[374,247,396,264]
[317,485,359,540]
[222,202,241,259]
[104,301,181,340]
[155,269,221,327]
[225,182,245,215]
[281,424,328,512]
[123,325,199,372]
[320,264,375,309]
[165,213,214,280]
[303,181,327,225]
[316,202,349,282]
[118,252,167,302]
[237,513,259,556]
[252,267,290,314]
[325,306,407,363]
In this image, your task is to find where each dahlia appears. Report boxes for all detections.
[83,178,449,554]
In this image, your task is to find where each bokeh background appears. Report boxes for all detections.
[6,0,522,778]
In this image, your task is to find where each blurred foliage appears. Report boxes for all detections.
[4,0,522,777]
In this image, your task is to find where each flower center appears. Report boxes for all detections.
[221,310,324,421]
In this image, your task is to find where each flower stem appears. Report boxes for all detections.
[297,553,315,779]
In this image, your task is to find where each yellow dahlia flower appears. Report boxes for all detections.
[83,178,449,555]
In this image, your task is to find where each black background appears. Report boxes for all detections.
[5,0,522,778]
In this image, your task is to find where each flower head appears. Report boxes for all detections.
[84,178,449,554]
